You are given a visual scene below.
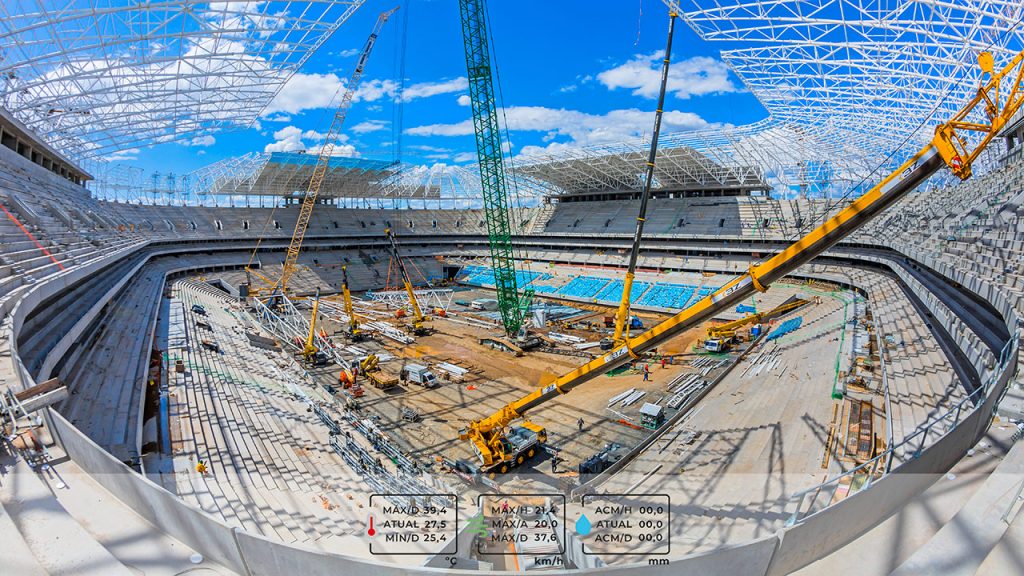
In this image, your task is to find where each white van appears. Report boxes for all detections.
[403,363,439,388]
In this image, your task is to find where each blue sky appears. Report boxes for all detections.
[125,0,767,176]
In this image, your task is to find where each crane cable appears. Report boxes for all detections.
[392,0,409,163]
[483,1,534,285]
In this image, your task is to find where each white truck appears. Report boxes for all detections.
[402,363,439,388]
[469,298,499,311]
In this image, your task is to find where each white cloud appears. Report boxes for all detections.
[402,77,468,101]
[406,119,473,137]
[358,77,469,103]
[409,144,450,153]
[265,75,470,116]
[457,94,471,106]
[187,135,216,147]
[107,148,140,162]
[264,72,343,115]
[597,54,741,99]
[406,106,716,147]
[518,141,581,158]
[351,120,389,134]
[354,78,399,102]
[264,125,355,156]
[338,48,361,57]
[453,152,477,163]
[264,113,292,123]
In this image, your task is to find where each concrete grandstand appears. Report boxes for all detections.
[1,2,1023,576]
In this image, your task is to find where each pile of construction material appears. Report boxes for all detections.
[608,387,647,408]
[742,346,783,378]
[434,362,469,381]
[690,356,728,377]
[666,373,710,410]
[363,321,414,344]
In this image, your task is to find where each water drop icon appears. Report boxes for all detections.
[575,514,592,536]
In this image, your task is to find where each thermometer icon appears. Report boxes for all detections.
[367,515,376,537]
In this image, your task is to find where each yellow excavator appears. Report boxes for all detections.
[340,265,364,341]
[704,297,810,352]
[458,49,1024,474]
[384,228,430,336]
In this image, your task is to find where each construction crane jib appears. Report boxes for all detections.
[459,48,1024,471]
[458,0,533,337]
[612,10,678,345]
[275,7,399,294]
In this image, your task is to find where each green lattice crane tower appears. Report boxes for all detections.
[458,0,532,337]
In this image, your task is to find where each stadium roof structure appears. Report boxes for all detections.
[516,140,769,196]
[190,151,397,199]
[670,0,1024,194]
[0,0,366,161]
[522,1,1024,199]
[106,151,548,205]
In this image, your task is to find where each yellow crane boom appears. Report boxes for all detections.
[303,288,322,361]
[460,49,1024,470]
[274,7,398,294]
[341,265,362,339]
[706,297,810,339]
[384,228,428,334]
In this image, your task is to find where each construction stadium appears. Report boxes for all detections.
[2,1,1024,575]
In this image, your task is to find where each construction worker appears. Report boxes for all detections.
[661,357,667,370]
[551,457,558,474]
[196,460,208,475]
[577,417,584,432]
[643,364,650,382]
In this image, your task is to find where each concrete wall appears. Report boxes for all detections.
[49,411,247,572]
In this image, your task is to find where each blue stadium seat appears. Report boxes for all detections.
[557,276,610,299]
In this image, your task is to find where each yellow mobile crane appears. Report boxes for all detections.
[459,49,1024,473]
[302,288,328,366]
[704,297,810,352]
[246,7,398,296]
[384,228,430,335]
[610,11,679,347]
[340,265,364,341]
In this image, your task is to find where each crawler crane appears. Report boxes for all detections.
[704,297,809,352]
[245,7,398,296]
[384,228,430,336]
[459,49,1024,473]
[458,0,534,339]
